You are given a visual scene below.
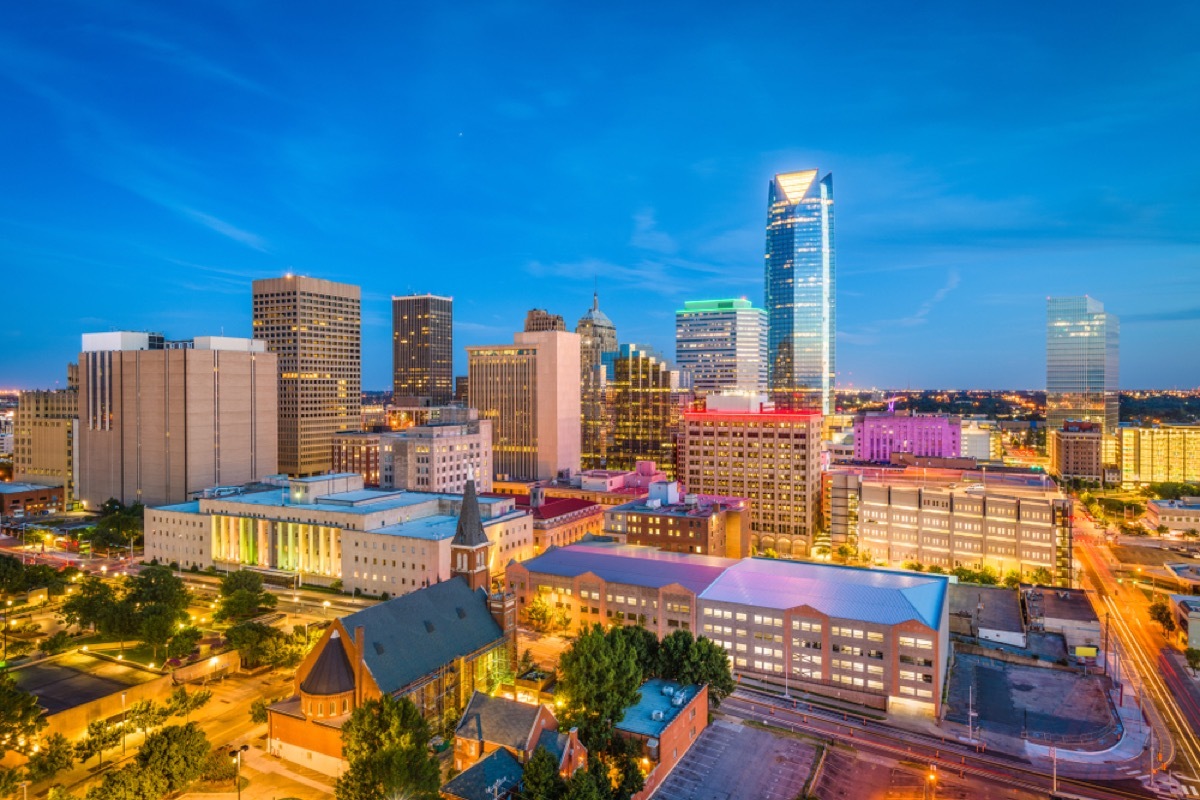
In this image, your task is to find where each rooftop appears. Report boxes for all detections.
[1150,497,1200,511]
[948,584,1024,634]
[615,679,701,739]
[518,542,737,595]
[700,558,948,629]
[502,494,603,521]
[441,748,523,800]
[1026,587,1099,623]
[456,691,547,750]
[0,482,62,494]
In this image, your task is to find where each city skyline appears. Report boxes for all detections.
[2,3,1199,390]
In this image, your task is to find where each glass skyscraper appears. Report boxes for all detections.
[1046,296,1119,462]
[765,170,835,413]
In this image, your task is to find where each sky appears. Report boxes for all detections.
[1,2,1198,391]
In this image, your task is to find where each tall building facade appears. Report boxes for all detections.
[675,299,767,394]
[853,413,962,463]
[1046,296,1118,463]
[765,170,836,413]
[467,330,581,481]
[392,294,453,407]
[524,308,566,332]
[253,276,362,476]
[1120,425,1200,485]
[77,333,278,507]
[606,344,676,478]
[680,394,821,557]
[13,385,78,503]
[576,293,618,469]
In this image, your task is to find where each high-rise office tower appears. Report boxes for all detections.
[13,368,79,503]
[392,294,453,407]
[524,308,566,332]
[253,275,361,476]
[467,329,581,481]
[1046,296,1119,463]
[576,292,619,469]
[675,298,767,394]
[765,170,836,413]
[606,344,676,478]
[77,332,278,507]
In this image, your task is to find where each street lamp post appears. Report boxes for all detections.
[229,744,249,800]
[3,599,11,666]
[323,600,330,618]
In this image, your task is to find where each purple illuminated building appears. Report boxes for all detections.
[853,412,962,463]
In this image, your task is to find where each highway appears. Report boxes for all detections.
[1074,521,1200,785]
[723,688,1160,800]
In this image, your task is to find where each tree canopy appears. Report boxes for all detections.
[334,694,440,800]
[215,570,278,621]
[557,624,642,751]
[522,745,567,800]
[0,673,47,756]
[225,621,302,669]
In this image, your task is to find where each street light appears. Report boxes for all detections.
[925,765,936,800]
[121,691,127,755]
[229,744,249,800]
[2,599,11,666]
[323,600,330,617]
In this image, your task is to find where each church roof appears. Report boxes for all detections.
[453,480,490,548]
[299,630,355,696]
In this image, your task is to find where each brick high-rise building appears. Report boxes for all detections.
[253,275,361,476]
[77,332,277,507]
[13,375,78,503]
[392,294,453,407]
[680,394,821,557]
[523,308,566,332]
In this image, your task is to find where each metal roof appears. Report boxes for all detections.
[341,578,505,695]
[441,748,523,800]
[299,630,355,696]
[519,543,737,595]
[699,558,948,629]
[614,679,699,738]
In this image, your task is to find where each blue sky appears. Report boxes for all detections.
[2,1,1198,390]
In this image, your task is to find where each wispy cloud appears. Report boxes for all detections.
[630,210,678,255]
[895,269,960,326]
[1123,307,1200,324]
[181,208,270,252]
[98,27,270,95]
[839,269,961,345]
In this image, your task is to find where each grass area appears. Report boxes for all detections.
[743,718,827,746]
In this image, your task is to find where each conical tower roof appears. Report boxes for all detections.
[453,479,489,548]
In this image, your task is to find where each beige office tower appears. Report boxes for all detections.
[467,329,581,481]
[253,275,361,476]
[13,376,79,503]
[77,333,278,508]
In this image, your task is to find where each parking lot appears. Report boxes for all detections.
[653,720,816,800]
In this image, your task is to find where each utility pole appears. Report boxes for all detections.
[1103,610,1109,676]
[1050,744,1057,794]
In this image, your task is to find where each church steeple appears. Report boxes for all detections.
[451,478,492,591]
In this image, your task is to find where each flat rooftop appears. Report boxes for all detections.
[181,487,511,517]
[700,558,947,629]
[1026,587,1099,623]
[615,679,700,739]
[11,652,158,715]
[518,542,737,595]
[949,584,1023,634]
[0,482,62,494]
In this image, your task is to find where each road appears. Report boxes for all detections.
[1074,518,1200,786]
[722,687,1159,800]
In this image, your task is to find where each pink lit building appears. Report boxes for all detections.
[853,413,961,463]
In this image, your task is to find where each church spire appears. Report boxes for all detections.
[452,478,489,548]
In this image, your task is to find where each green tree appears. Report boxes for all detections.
[0,767,21,799]
[523,593,558,634]
[1183,528,1199,552]
[0,554,25,594]
[43,630,72,655]
[607,625,659,679]
[1002,570,1022,589]
[0,673,47,756]
[563,769,604,800]
[557,624,641,751]
[126,699,170,736]
[1029,567,1054,586]
[140,604,178,662]
[976,566,999,585]
[250,698,270,725]
[1186,648,1200,676]
[25,732,73,782]
[523,745,566,800]
[74,719,120,768]
[166,686,212,723]
[334,694,440,800]
[59,576,117,632]
[125,566,190,617]
[166,626,203,661]
[1156,525,1171,537]
[215,571,277,621]
[136,723,210,793]
[84,764,165,800]
[1149,598,1174,635]
[226,621,299,669]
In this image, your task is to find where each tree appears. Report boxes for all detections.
[59,576,117,632]
[1029,567,1054,586]
[1156,525,1171,537]
[215,571,276,621]
[1184,529,1199,552]
[125,566,190,617]
[74,719,120,768]
[1002,570,1022,589]
[0,673,47,756]
[335,694,440,800]
[1186,648,1200,676]
[226,621,299,669]
[250,698,269,725]
[126,699,170,736]
[167,686,212,723]
[43,630,72,655]
[675,635,735,707]
[523,745,567,800]
[607,625,660,679]
[166,626,203,661]
[136,723,210,793]
[562,769,604,800]
[84,764,166,800]
[524,593,570,635]
[557,624,641,751]
[1149,599,1175,635]
[140,604,178,662]
[0,767,20,800]
[25,732,73,782]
